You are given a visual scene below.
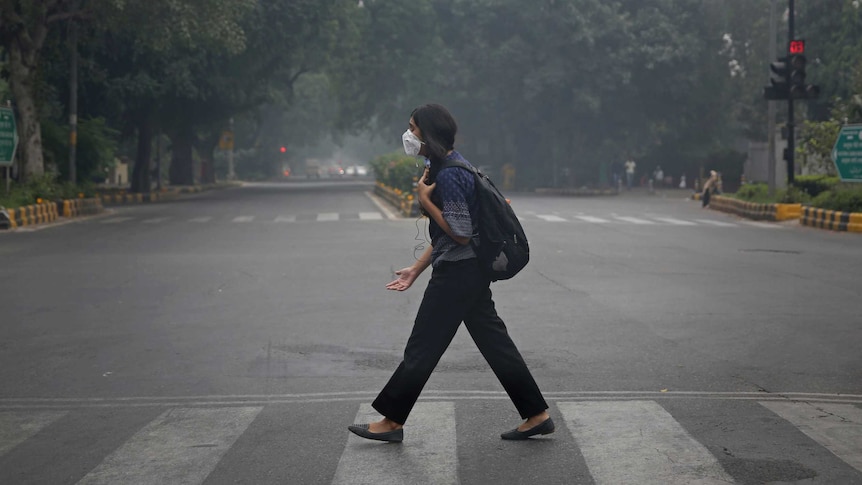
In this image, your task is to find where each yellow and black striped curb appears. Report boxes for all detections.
[62,198,104,218]
[97,183,241,206]
[375,183,419,217]
[1,201,60,229]
[0,198,103,230]
[708,195,801,221]
[800,206,862,233]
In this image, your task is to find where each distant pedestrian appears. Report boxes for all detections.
[701,170,720,208]
[624,158,636,190]
[611,161,623,189]
[347,104,553,443]
[679,174,687,189]
[653,166,664,187]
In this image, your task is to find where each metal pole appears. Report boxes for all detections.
[156,129,162,191]
[227,117,235,181]
[767,0,777,195]
[68,16,79,185]
[786,0,795,185]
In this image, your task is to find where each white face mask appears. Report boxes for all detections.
[402,130,423,156]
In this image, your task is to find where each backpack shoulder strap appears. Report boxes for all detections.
[440,158,478,174]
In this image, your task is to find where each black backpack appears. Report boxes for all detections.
[441,159,529,281]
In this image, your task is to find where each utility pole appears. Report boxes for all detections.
[228,117,236,181]
[68,14,79,185]
[767,0,778,196]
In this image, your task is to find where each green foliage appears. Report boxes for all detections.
[730,183,810,204]
[810,186,862,213]
[0,173,95,209]
[794,175,841,197]
[370,152,422,194]
[41,118,119,182]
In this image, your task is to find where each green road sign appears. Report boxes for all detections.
[0,107,18,167]
[832,124,862,182]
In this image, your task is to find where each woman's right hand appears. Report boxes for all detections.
[386,266,419,291]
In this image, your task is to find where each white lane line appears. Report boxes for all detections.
[0,411,67,457]
[537,214,567,222]
[332,402,457,485]
[317,213,339,222]
[141,217,170,224]
[76,407,261,485]
[558,401,733,484]
[695,219,738,227]
[358,212,383,221]
[740,220,783,229]
[231,216,254,223]
[575,216,610,223]
[189,217,213,223]
[274,215,297,223]
[100,217,134,224]
[651,217,697,226]
[760,401,862,473]
[613,216,656,225]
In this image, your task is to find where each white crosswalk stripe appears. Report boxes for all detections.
[651,217,697,226]
[76,407,262,485]
[274,215,297,223]
[613,216,656,225]
[695,219,738,227]
[575,215,611,223]
[537,214,567,222]
[760,401,862,473]
[142,217,170,224]
[359,212,383,220]
[558,401,733,484]
[4,399,861,483]
[231,216,254,223]
[0,410,67,457]
[333,402,458,485]
[317,212,339,221]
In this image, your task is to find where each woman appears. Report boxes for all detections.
[701,170,719,208]
[348,104,552,442]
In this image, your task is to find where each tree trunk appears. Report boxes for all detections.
[131,119,152,193]
[169,128,195,185]
[196,132,220,184]
[7,40,45,180]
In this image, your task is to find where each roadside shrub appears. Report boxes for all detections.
[794,175,841,197]
[733,183,768,202]
[810,186,862,213]
[370,152,423,194]
[0,174,96,209]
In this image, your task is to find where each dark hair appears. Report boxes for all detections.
[411,104,457,182]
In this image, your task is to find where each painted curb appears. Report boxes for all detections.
[708,195,801,221]
[374,183,419,217]
[800,206,862,233]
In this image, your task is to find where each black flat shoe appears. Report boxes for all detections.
[500,417,555,440]
[348,424,404,442]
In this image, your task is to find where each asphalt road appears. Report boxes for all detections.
[1,181,860,484]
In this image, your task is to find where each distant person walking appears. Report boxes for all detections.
[347,103,552,443]
[624,158,636,190]
[701,170,720,208]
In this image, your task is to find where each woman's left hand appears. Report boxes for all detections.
[417,168,435,201]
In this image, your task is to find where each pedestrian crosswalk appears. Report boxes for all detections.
[88,211,782,229]
[1,397,860,484]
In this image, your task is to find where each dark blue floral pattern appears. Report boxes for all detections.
[429,151,478,266]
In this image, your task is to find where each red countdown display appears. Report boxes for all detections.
[789,40,805,54]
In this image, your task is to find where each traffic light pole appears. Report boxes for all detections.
[786,0,795,185]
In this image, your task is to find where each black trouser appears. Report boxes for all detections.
[372,258,548,425]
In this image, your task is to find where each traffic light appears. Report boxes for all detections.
[279,146,287,153]
[763,57,789,100]
[788,40,819,99]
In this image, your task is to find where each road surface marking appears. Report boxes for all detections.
[189,217,213,223]
[558,400,733,484]
[358,212,383,220]
[274,215,297,223]
[575,216,610,223]
[613,216,656,225]
[76,407,261,485]
[651,217,697,226]
[231,216,254,223]
[100,217,134,224]
[740,220,783,229]
[0,410,67,457]
[695,219,738,227]
[317,213,339,221]
[760,401,862,473]
[141,217,170,224]
[537,214,567,222]
[333,402,458,485]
